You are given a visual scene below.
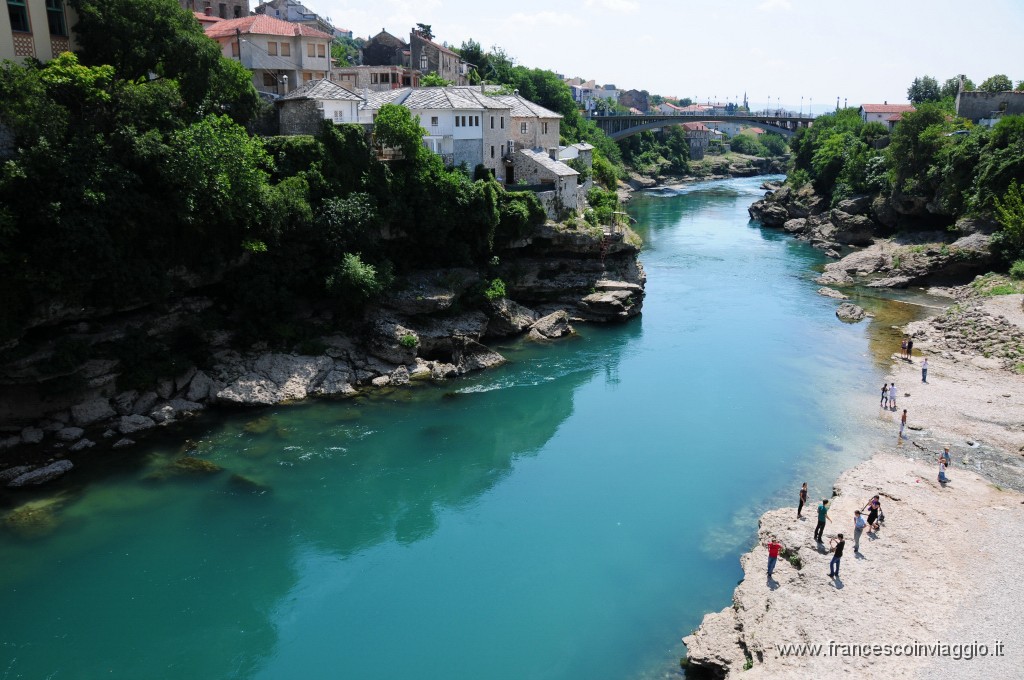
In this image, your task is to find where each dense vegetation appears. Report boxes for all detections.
[0,0,552,346]
[788,73,1024,269]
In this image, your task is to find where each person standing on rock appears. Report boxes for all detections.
[853,510,867,553]
[863,495,882,532]
[766,537,782,578]
[942,445,951,468]
[922,357,929,383]
[890,382,897,409]
[828,534,845,578]
[814,499,831,542]
[797,482,808,519]
[901,337,908,359]
[880,383,889,409]
[899,409,907,441]
[938,459,951,485]
[907,338,914,360]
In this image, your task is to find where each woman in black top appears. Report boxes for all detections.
[797,482,808,519]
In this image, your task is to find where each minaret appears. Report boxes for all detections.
[742,91,748,110]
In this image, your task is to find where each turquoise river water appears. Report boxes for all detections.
[1,176,894,679]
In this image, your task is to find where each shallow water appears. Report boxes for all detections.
[2,177,901,679]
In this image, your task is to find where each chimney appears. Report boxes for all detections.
[884,100,887,105]
[204,6,212,15]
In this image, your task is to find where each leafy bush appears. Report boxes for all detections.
[729,133,768,157]
[326,253,392,306]
[399,333,418,348]
[1009,260,1024,280]
[483,277,506,301]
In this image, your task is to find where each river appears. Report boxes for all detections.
[1,176,893,679]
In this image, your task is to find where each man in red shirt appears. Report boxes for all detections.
[765,538,783,579]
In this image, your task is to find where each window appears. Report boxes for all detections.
[7,0,29,32]
[490,116,494,129]
[219,3,226,19]
[280,42,290,57]
[542,122,548,134]
[474,116,479,126]
[231,41,239,57]
[45,0,66,36]
[520,122,528,134]
[430,116,439,127]
[267,42,278,56]
[455,116,460,128]
[317,44,326,58]
[500,116,504,129]
[308,43,315,57]
[490,146,495,159]
[263,72,276,87]
[233,5,241,17]
[303,72,313,82]
[333,110,344,122]
[370,73,379,84]
[419,53,428,71]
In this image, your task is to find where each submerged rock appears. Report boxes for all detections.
[7,460,74,487]
[817,287,849,300]
[836,302,867,322]
[3,496,67,538]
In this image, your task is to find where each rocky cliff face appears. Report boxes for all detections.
[0,219,645,482]
[751,183,998,286]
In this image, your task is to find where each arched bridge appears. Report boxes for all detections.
[591,113,814,140]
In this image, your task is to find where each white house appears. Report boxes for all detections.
[859,103,915,128]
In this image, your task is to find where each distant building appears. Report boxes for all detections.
[254,0,335,36]
[618,89,649,113]
[859,103,915,129]
[180,0,249,20]
[330,65,418,91]
[361,28,468,85]
[0,0,77,62]
[681,122,710,159]
[956,90,1024,127]
[205,14,334,94]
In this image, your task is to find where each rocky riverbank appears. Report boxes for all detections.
[0,219,646,486]
[682,290,1024,678]
[618,154,787,203]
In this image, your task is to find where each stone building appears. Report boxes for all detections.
[512,150,580,219]
[180,0,249,20]
[409,30,467,85]
[681,122,710,160]
[361,30,408,67]
[277,79,363,135]
[956,90,1024,126]
[0,0,76,62]
[489,91,562,156]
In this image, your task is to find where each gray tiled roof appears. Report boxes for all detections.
[279,78,364,102]
[489,93,563,119]
[519,149,579,177]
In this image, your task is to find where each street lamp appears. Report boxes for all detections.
[809,97,813,118]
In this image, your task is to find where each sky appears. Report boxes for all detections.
[313,0,1024,113]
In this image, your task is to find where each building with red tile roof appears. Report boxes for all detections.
[205,14,333,95]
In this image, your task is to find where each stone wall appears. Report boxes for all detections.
[956,90,1024,122]
[278,100,324,136]
[453,138,482,170]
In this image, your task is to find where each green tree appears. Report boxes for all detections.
[940,75,974,99]
[70,0,257,123]
[979,74,1013,92]
[886,103,951,194]
[373,103,427,161]
[993,181,1024,262]
[420,73,451,87]
[907,75,941,104]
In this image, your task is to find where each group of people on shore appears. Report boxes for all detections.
[767,491,887,581]
[901,335,929,382]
